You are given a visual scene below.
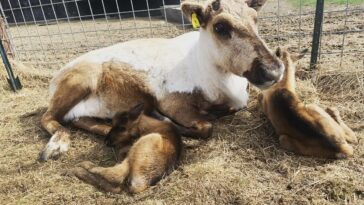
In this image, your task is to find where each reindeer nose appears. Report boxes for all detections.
[243,59,284,89]
[261,62,284,82]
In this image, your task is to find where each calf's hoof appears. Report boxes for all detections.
[335,143,354,159]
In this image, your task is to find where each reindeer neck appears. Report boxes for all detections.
[183,31,228,100]
[279,59,296,91]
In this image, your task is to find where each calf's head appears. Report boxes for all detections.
[182,0,284,89]
[274,47,308,69]
[105,103,145,147]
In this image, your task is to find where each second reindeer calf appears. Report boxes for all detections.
[259,48,357,158]
[72,103,183,193]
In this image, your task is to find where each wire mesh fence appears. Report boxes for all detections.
[0,0,363,71]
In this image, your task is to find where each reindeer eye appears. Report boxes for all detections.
[214,23,231,38]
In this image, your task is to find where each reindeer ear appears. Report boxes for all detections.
[128,103,145,121]
[275,47,282,58]
[291,48,309,62]
[112,112,129,127]
[181,2,206,27]
[245,0,268,11]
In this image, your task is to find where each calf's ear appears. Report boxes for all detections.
[291,48,309,62]
[245,0,268,11]
[112,112,128,127]
[275,47,282,59]
[128,103,145,121]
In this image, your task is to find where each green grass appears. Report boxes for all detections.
[289,0,363,7]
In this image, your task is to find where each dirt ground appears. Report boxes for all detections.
[1,1,364,204]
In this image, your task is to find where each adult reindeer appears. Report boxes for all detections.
[40,0,284,161]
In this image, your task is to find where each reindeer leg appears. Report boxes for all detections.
[302,104,354,158]
[158,93,213,139]
[167,107,213,139]
[72,161,122,193]
[205,103,241,119]
[72,117,111,136]
[279,134,297,152]
[72,160,129,193]
[80,160,130,185]
[279,134,330,157]
[40,76,91,161]
[325,107,358,144]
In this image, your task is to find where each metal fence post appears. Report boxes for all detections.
[310,0,324,70]
[0,15,15,58]
[0,39,22,91]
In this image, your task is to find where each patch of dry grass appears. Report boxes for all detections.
[1,3,364,203]
[0,54,363,205]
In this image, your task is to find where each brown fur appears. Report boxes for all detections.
[157,90,241,139]
[40,61,156,161]
[259,48,357,158]
[96,62,156,114]
[72,104,183,193]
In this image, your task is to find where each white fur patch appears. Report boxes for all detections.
[47,133,69,153]
[40,131,70,160]
[223,74,249,109]
[63,95,114,121]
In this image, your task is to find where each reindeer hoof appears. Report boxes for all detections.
[192,120,213,139]
[336,143,354,159]
[39,130,70,161]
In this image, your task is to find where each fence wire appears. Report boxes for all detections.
[0,0,363,70]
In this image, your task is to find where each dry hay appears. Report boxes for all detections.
[1,4,364,203]
[1,53,363,205]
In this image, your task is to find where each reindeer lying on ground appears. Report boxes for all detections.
[72,103,183,193]
[40,0,284,161]
[259,48,357,158]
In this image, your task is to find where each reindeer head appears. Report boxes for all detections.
[182,0,284,89]
[104,103,144,147]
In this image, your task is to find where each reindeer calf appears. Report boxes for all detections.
[72,103,183,193]
[259,48,357,158]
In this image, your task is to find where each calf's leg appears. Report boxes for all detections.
[72,162,122,193]
[325,107,357,144]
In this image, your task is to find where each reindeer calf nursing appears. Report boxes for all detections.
[40,0,284,161]
[41,61,156,160]
[260,48,357,158]
[72,103,182,193]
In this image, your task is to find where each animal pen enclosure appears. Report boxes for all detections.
[0,0,364,204]
[0,0,363,70]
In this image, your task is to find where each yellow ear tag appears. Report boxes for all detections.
[191,12,200,29]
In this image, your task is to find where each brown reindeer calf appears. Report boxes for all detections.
[259,48,357,158]
[72,103,183,193]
